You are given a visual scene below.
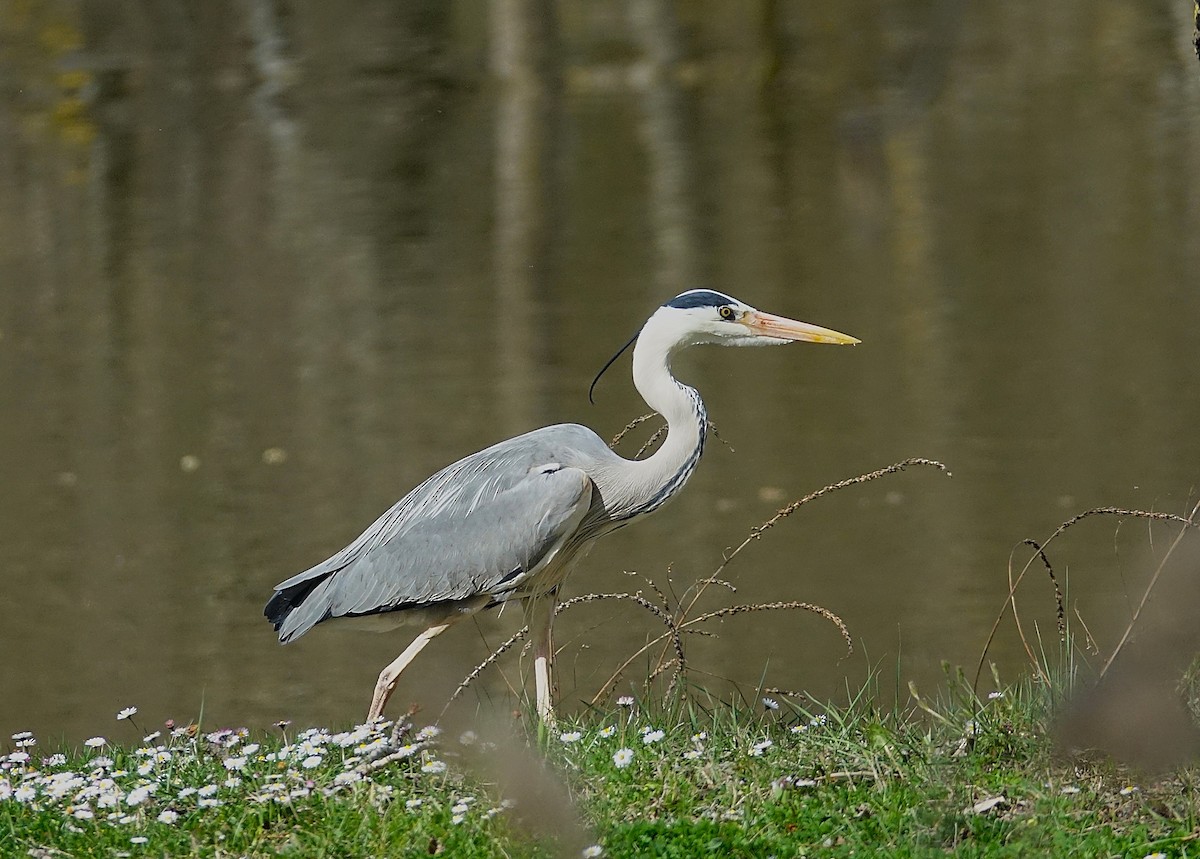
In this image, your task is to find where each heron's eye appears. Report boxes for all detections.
[718,306,736,321]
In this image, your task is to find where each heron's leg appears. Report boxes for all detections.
[529,594,558,725]
[367,622,451,723]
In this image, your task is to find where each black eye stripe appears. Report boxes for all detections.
[664,290,736,310]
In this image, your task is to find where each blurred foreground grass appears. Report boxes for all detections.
[3,672,1198,858]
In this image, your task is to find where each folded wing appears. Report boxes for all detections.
[265,435,596,643]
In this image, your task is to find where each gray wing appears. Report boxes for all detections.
[266,425,608,643]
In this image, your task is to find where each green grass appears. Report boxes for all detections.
[3,677,1197,858]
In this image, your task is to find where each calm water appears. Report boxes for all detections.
[2,1,1199,740]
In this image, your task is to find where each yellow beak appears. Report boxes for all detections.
[742,310,860,345]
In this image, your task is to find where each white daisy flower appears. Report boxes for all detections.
[117,707,138,721]
[748,739,773,757]
[96,791,120,810]
[125,786,154,806]
[613,748,633,768]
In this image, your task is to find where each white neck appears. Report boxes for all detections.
[604,313,708,521]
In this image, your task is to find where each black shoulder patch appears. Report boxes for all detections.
[663,289,736,310]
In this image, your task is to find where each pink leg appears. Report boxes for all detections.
[529,595,558,725]
[367,622,451,723]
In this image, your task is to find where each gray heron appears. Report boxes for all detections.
[264,289,858,724]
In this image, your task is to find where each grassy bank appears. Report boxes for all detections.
[3,675,1197,858]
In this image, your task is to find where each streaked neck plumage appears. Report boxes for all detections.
[602,310,708,523]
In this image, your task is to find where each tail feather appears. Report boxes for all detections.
[264,571,336,643]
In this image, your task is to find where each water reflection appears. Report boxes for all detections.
[492,0,561,432]
[1,1,1198,740]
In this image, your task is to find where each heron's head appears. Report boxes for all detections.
[650,289,860,349]
[589,289,858,402]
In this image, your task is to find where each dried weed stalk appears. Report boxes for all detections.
[612,412,734,459]
[1005,538,1067,679]
[678,457,950,620]
[975,501,1200,693]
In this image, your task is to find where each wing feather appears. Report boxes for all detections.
[267,429,601,643]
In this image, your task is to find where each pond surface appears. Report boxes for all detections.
[2,1,1199,740]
